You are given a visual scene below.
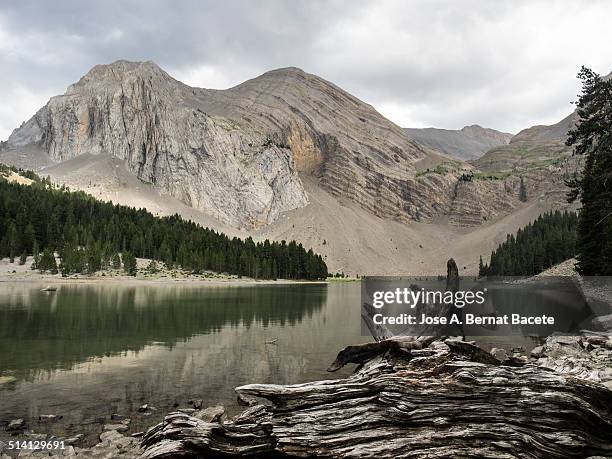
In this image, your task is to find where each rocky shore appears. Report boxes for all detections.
[1,403,228,458]
[0,256,323,286]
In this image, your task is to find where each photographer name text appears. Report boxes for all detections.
[372,313,555,326]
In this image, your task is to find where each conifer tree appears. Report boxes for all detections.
[23,223,36,253]
[111,253,122,269]
[478,255,487,277]
[123,252,137,276]
[38,248,58,274]
[32,240,40,270]
[7,222,17,263]
[483,211,577,276]
[566,67,612,275]
[146,260,159,274]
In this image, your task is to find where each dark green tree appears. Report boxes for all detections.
[59,243,86,275]
[146,260,159,274]
[32,240,39,263]
[565,67,612,275]
[85,242,102,273]
[111,253,122,269]
[38,248,58,274]
[23,223,36,253]
[123,252,137,276]
[478,255,487,277]
[7,222,18,263]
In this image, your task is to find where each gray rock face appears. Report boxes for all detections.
[470,110,583,213]
[405,125,513,160]
[5,60,528,229]
[9,61,308,229]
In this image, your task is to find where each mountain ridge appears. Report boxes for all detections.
[4,59,524,231]
[404,124,513,160]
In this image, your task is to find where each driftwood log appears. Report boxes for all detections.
[140,259,612,458]
[141,338,612,458]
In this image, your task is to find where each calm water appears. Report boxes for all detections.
[0,282,361,443]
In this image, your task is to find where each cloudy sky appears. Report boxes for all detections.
[1,0,611,139]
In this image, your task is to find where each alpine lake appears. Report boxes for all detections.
[0,280,583,445]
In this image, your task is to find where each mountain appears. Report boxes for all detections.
[509,112,577,144]
[404,125,513,160]
[5,61,432,229]
[3,60,527,230]
[0,60,575,275]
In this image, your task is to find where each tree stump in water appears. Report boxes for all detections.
[141,338,612,458]
[446,257,459,292]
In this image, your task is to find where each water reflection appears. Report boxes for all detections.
[0,283,327,384]
[0,282,360,444]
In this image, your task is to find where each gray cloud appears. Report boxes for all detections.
[1,0,611,139]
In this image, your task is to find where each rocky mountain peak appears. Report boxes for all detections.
[84,59,163,76]
[260,66,307,77]
[460,125,513,143]
[68,60,177,92]
[225,65,377,119]
[405,124,512,160]
[63,60,188,109]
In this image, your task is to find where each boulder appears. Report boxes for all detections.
[530,345,545,358]
[490,347,509,362]
[7,418,26,431]
[104,423,129,433]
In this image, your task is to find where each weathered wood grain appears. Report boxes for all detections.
[141,339,612,458]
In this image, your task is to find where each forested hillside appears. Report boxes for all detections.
[479,210,577,276]
[0,172,328,280]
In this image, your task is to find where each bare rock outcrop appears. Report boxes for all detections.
[7,62,308,229]
[448,177,520,225]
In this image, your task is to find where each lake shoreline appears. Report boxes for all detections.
[0,279,345,457]
[0,255,330,286]
[0,273,328,286]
